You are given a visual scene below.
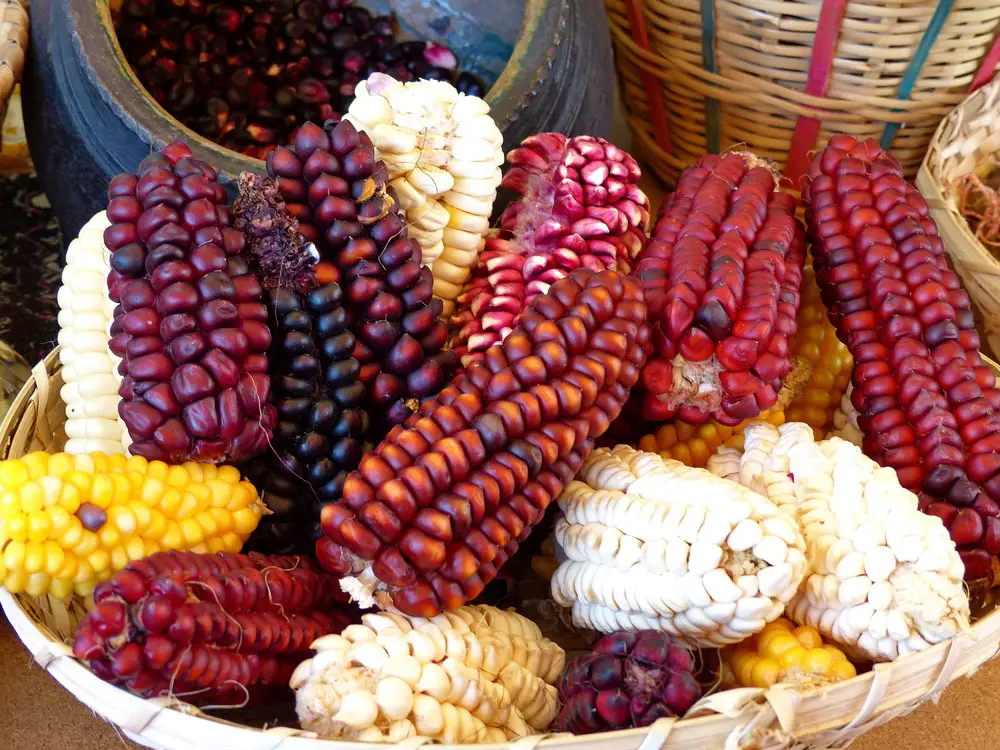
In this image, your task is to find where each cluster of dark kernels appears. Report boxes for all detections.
[317,269,649,616]
[269,120,455,426]
[554,630,701,734]
[634,154,804,425]
[803,136,1000,575]
[115,0,485,158]
[245,283,370,554]
[104,141,276,463]
[73,551,353,698]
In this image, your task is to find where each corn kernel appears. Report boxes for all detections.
[793,626,823,649]
[90,474,115,510]
[778,646,809,670]
[656,424,678,449]
[145,460,169,482]
[44,542,65,576]
[161,522,183,550]
[50,578,75,600]
[71,453,95,475]
[228,483,254,511]
[763,633,801,660]
[638,435,658,453]
[125,455,149,474]
[671,444,692,466]
[737,656,759,686]
[182,462,204,483]
[147,510,167,539]
[74,559,94,584]
[89,453,111,473]
[105,453,129,473]
[97,525,120,548]
[179,518,204,546]
[208,508,232,533]
[831,660,857,680]
[165,464,191,488]
[108,505,137,535]
[60,520,84,549]
[4,540,25,571]
[176,492,200,520]
[23,541,45,574]
[56,552,78,581]
[5,513,27,542]
[129,502,151,533]
[73,531,99,557]
[111,473,133,504]
[801,648,833,676]
[47,453,76,478]
[205,537,227,554]
[47,506,72,537]
[27,511,52,542]
[19,481,45,513]
[24,452,51,478]
[124,536,146,561]
[217,465,242,484]
[109,545,128,572]
[157,486,182,518]
[87,549,111,575]
[190,543,208,554]
[0,490,18,514]
[4,569,28,593]
[823,645,847,661]
[0,459,29,487]
[196,512,219,539]
[140,477,167,507]
[220,531,243,551]
[750,658,781,688]
[188,483,212,512]
[75,581,96,597]
[64,470,92,498]
[689,438,711,467]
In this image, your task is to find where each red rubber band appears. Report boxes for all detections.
[970,32,1000,93]
[784,0,848,185]
[623,0,672,156]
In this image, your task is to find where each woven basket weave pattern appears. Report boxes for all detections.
[2,349,1000,749]
[0,0,27,132]
[919,75,1000,360]
[606,0,1000,186]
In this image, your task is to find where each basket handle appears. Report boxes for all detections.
[969,32,1000,94]
[622,0,673,155]
[784,0,848,185]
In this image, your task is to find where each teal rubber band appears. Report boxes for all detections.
[881,0,954,149]
[700,0,721,154]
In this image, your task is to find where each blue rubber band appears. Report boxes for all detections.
[880,0,954,149]
[700,0,721,154]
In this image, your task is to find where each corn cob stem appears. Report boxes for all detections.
[803,136,1000,579]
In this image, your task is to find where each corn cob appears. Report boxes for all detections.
[634,153,806,425]
[57,211,130,456]
[266,120,456,427]
[709,422,970,661]
[803,136,1000,579]
[292,605,564,742]
[0,451,265,598]
[550,445,807,647]
[449,133,649,366]
[105,141,276,463]
[73,551,353,700]
[344,74,504,315]
[318,269,650,616]
[724,617,857,688]
[554,630,701,733]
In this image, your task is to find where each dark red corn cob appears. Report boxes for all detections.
[316,269,650,616]
[803,136,1000,580]
[73,551,355,701]
[554,630,702,734]
[633,153,806,425]
[266,120,456,427]
[235,173,370,554]
[105,141,276,463]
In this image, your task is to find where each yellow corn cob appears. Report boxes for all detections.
[724,618,857,689]
[636,264,852,467]
[0,452,265,599]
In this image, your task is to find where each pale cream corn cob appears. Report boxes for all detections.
[56,212,129,455]
[345,73,504,315]
[708,422,970,661]
[829,383,863,445]
[291,605,564,742]
[550,445,808,648]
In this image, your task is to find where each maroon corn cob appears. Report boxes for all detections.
[803,136,1000,580]
[105,141,276,463]
[73,551,355,701]
[265,120,456,427]
[450,133,650,366]
[633,152,806,425]
[317,269,650,616]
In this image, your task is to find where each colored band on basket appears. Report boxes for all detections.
[880,0,954,150]
[784,0,848,184]
[623,0,673,155]
[700,0,721,154]
[970,32,1000,93]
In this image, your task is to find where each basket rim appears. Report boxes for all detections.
[3,351,1000,749]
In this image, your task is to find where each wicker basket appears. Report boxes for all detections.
[0,0,27,134]
[606,0,1000,187]
[917,75,1000,361]
[3,349,1000,749]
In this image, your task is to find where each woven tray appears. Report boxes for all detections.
[2,348,1000,749]
[917,75,1000,361]
[0,0,27,132]
[606,0,1000,187]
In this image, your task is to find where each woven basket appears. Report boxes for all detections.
[606,0,1000,188]
[917,75,1000,361]
[0,0,27,135]
[3,349,1000,749]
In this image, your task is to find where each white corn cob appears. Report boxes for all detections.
[829,383,862,445]
[550,445,808,648]
[291,605,564,743]
[345,73,504,316]
[56,212,129,455]
[708,421,970,662]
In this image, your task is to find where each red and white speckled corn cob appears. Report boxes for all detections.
[450,133,650,366]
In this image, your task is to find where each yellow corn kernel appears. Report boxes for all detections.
[90,474,115,510]
[217,465,241,484]
[656,424,678,449]
[157,486,182,518]
[166,464,191,488]
[205,537,228,554]
[220,531,243,551]
[5,513,28,542]
[726,435,745,451]
[0,490,18,514]
[111,473,133,504]
[19,481,44,513]
[109,545,129,572]
[39,476,65,508]
[770,617,795,630]
[44,542,65,576]
[146,509,167,539]
[145,460,169,482]
[75,581,97,597]
[196,512,219,539]
[208,507,233,533]
[87,549,111,575]
[831,660,857,680]
[232,508,260,536]
[47,453,76,478]
[47,506,72,537]
[176,492,200,520]
[676,422,695,441]
[60,519,84,549]
[104,453,130,473]
[750,658,781,688]
[125,455,149,474]
[179,518,204,546]
[671,443,693,466]
[793,626,823,650]
[23,452,51,478]
[97,525,120,549]
[74,559,95,584]
[778,646,809,671]
[638,435,658,453]
[128,502,152,533]
[737,656,759,687]
[139,477,166,507]
[64,470,92,498]
[227,482,255,511]
[161,522,183,550]
[72,531,99,557]
[4,540,26,571]
[26,511,52,542]
[762,633,800,660]
[107,505,137,535]
[689,439,711,468]
[188,483,212,512]
[142,539,160,557]
[26,571,52,596]
[23,541,45,574]
[823,645,847,661]
[801,648,833,676]
[49,578,75,600]
[206,479,232,506]
[182,462,204,483]
[190,543,208,554]
[55,552,78,581]
[71,453,95,475]
[124,536,146,561]
[5,569,28,593]
[0,459,29,487]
